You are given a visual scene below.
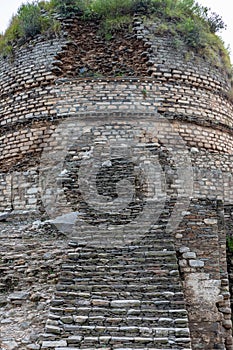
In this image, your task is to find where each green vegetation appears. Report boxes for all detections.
[145,0,231,75]
[0,1,60,57]
[49,0,85,17]
[227,235,233,254]
[0,0,231,76]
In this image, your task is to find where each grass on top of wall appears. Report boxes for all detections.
[0,0,232,78]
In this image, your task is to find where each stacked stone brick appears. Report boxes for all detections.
[0,15,233,350]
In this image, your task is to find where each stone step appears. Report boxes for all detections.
[67,242,173,250]
[66,247,177,255]
[56,283,182,293]
[66,258,176,262]
[58,276,177,285]
[57,309,186,321]
[66,249,176,260]
[63,316,188,327]
[68,236,172,248]
[52,299,184,310]
[57,275,181,284]
[64,260,178,268]
[61,298,185,308]
[49,305,188,319]
[66,250,177,259]
[41,334,191,349]
[59,324,190,337]
[62,260,177,270]
[53,291,183,300]
[60,266,178,276]
[63,307,188,316]
[61,270,178,277]
[40,233,190,350]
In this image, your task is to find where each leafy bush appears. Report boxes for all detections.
[0,1,60,57]
[50,0,83,17]
[131,0,154,14]
[0,15,21,57]
[198,6,226,33]
[18,3,43,38]
[176,17,204,48]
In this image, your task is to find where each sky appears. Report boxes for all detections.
[0,0,233,61]
[197,0,233,61]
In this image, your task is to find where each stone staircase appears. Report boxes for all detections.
[40,231,191,350]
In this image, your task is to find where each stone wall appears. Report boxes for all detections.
[0,17,233,350]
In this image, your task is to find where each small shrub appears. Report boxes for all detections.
[50,0,84,17]
[131,0,155,14]
[177,17,205,49]
[0,0,61,57]
[3,15,21,43]
[199,6,226,33]
[17,2,46,40]
[0,15,21,57]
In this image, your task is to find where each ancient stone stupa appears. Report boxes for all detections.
[1,1,233,349]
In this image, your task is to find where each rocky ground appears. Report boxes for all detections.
[0,214,68,350]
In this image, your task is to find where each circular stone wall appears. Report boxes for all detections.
[1,17,233,350]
